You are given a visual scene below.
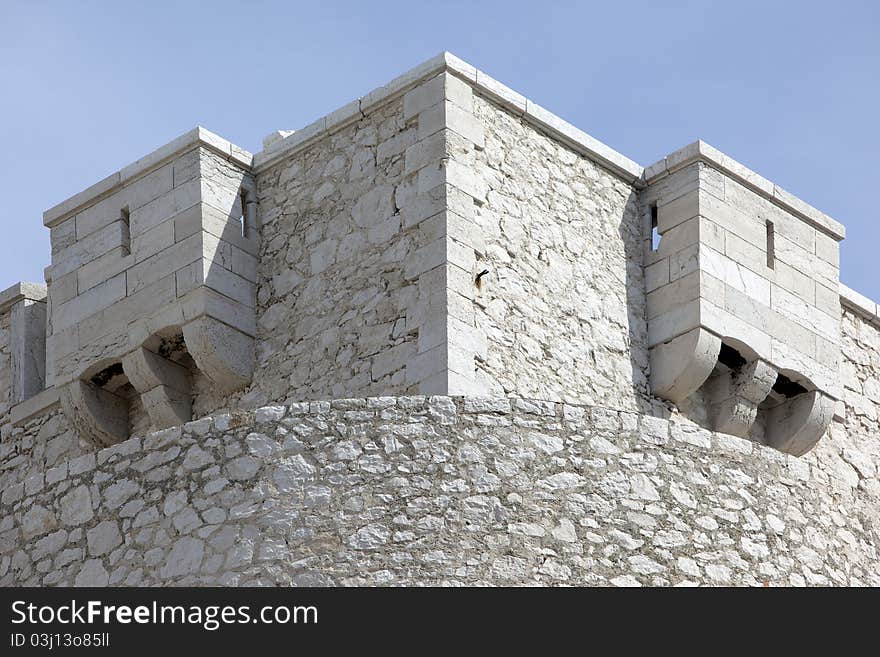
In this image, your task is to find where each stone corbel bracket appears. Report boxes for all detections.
[708,359,777,438]
[58,314,254,448]
[651,327,835,456]
[649,327,721,404]
[59,379,129,449]
[121,347,193,431]
[181,316,254,394]
[763,391,836,457]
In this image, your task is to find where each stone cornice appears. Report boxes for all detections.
[840,283,880,327]
[0,282,47,313]
[34,52,874,327]
[253,53,846,244]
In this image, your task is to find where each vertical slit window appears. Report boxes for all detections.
[239,189,249,239]
[766,220,775,269]
[120,206,131,256]
[650,204,661,251]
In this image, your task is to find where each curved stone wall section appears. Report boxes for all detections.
[2,395,878,587]
[0,409,82,494]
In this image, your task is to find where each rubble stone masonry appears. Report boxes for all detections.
[2,394,879,587]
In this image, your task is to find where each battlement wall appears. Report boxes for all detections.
[5,53,873,446]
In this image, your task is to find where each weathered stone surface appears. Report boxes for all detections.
[21,505,57,540]
[160,537,205,579]
[74,559,109,586]
[1,53,878,590]
[0,390,879,586]
[643,161,842,428]
[59,485,93,526]
[39,139,257,445]
[87,521,122,556]
[470,93,646,407]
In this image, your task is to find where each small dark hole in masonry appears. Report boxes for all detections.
[91,362,125,388]
[773,373,808,398]
[475,269,489,290]
[718,343,746,370]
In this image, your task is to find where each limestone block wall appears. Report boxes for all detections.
[639,147,845,457]
[840,306,880,470]
[0,284,49,415]
[0,410,83,497]
[2,394,879,587]
[642,157,842,399]
[0,284,82,495]
[4,52,880,587]
[44,140,256,392]
[468,93,647,409]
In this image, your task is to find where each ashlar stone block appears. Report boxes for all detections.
[0,283,49,407]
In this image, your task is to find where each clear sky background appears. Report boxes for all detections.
[2,0,878,298]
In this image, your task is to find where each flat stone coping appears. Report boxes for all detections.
[41,52,846,242]
[28,53,876,334]
[255,53,845,243]
[0,282,47,313]
[840,283,880,327]
[42,127,254,228]
[253,52,645,183]
[9,387,60,427]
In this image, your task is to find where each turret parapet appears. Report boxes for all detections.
[642,148,842,454]
[0,282,48,411]
[43,128,258,446]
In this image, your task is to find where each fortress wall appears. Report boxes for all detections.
[0,409,82,496]
[0,293,81,493]
[3,54,880,587]
[2,394,879,587]
[0,309,10,419]
[252,95,425,404]
[839,307,880,479]
[467,93,648,409]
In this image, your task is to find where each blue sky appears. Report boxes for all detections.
[2,0,878,298]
